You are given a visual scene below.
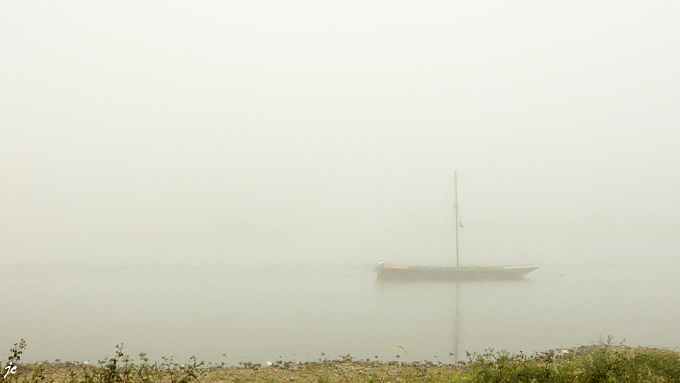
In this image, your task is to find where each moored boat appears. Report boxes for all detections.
[374,171,538,281]
[374,262,539,280]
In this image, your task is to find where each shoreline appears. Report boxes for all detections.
[7,344,680,383]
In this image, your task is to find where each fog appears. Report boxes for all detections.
[2,1,679,267]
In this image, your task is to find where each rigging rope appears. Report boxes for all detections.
[424,176,455,266]
[457,174,535,266]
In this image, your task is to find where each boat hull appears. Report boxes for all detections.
[374,264,538,281]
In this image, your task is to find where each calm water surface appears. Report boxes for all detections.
[2,262,679,365]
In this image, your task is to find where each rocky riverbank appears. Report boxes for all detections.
[6,344,680,383]
[10,359,460,383]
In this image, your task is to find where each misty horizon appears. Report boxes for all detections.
[2,1,679,267]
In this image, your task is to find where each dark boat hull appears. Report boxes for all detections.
[374,264,538,281]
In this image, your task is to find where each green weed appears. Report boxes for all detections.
[463,341,680,383]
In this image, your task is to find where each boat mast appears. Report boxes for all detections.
[454,170,459,269]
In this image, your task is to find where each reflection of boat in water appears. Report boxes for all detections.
[374,171,538,281]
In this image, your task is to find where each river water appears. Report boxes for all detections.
[2,261,679,365]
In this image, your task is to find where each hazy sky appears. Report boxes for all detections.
[2,1,679,266]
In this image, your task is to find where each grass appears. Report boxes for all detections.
[3,341,203,383]
[3,339,680,383]
[458,340,680,383]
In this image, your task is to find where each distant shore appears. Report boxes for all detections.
[6,344,680,383]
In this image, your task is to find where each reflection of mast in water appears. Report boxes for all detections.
[453,280,461,363]
[452,171,461,363]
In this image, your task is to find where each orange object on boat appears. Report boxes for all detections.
[386,263,409,269]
